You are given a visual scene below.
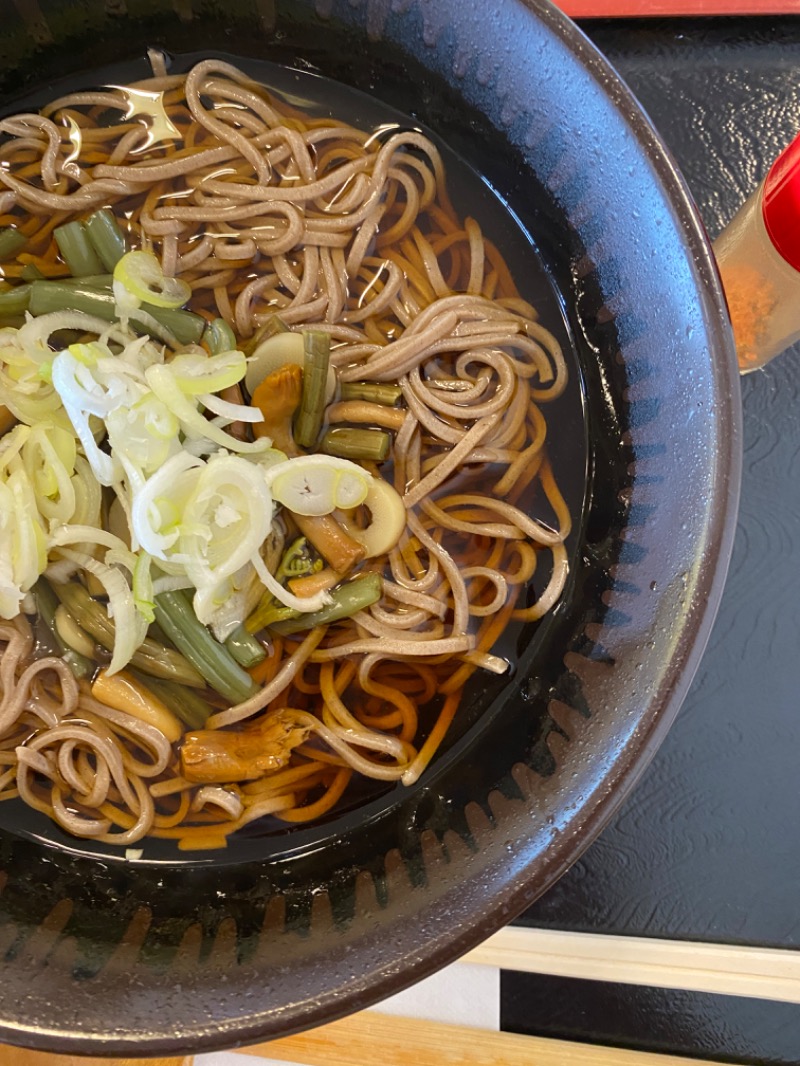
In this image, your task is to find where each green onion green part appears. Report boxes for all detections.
[293,330,330,449]
[206,317,237,356]
[271,572,382,635]
[321,426,391,462]
[0,227,27,263]
[339,382,403,407]
[52,581,205,687]
[33,579,93,679]
[153,590,258,704]
[54,221,104,277]
[85,209,127,271]
[27,281,206,346]
[224,623,267,668]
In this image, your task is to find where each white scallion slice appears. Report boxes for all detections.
[264,455,371,517]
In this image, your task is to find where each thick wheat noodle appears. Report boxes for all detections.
[493,405,548,495]
[285,710,411,781]
[400,691,461,786]
[0,171,138,211]
[419,498,525,541]
[184,62,272,184]
[346,202,386,276]
[388,539,442,596]
[403,413,500,508]
[375,170,423,248]
[192,786,244,820]
[406,510,471,633]
[20,723,137,817]
[345,261,405,325]
[356,609,445,639]
[0,115,62,191]
[212,237,255,260]
[320,245,345,323]
[487,380,530,451]
[234,273,282,337]
[161,233,179,276]
[189,268,236,291]
[418,366,491,402]
[316,170,369,214]
[270,295,329,325]
[335,309,458,377]
[96,776,156,844]
[80,698,173,776]
[462,216,484,295]
[108,127,149,165]
[214,283,235,323]
[318,664,407,760]
[21,685,62,729]
[0,619,32,695]
[406,354,515,421]
[272,251,304,295]
[207,628,325,729]
[513,542,569,622]
[461,567,509,616]
[357,318,545,383]
[357,658,418,742]
[421,446,514,471]
[0,657,78,734]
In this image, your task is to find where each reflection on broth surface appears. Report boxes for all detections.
[0,53,582,855]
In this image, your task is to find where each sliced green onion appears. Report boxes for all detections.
[294,330,330,449]
[114,250,191,309]
[0,227,27,263]
[271,572,382,634]
[224,623,266,668]
[130,670,212,731]
[321,427,391,462]
[33,579,93,680]
[52,581,205,687]
[339,382,403,406]
[85,209,127,271]
[27,281,206,346]
[0,284,31,317]
[54,221,104,277]
[153,590,258,704]
[206,317,237,356]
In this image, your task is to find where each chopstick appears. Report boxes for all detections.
[241,1012,742,1066]
[464,925,800,1004]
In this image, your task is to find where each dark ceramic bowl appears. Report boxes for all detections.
[0,0,741,1055]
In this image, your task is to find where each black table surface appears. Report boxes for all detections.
[502,16,800,1064]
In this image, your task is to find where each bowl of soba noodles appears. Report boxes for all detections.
[0,0,740,1054]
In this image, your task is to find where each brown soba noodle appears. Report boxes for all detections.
[0,57,570,850]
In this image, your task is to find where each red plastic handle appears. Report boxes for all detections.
[762,132,800,272]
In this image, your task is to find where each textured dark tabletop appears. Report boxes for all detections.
[503,17,800,1063]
